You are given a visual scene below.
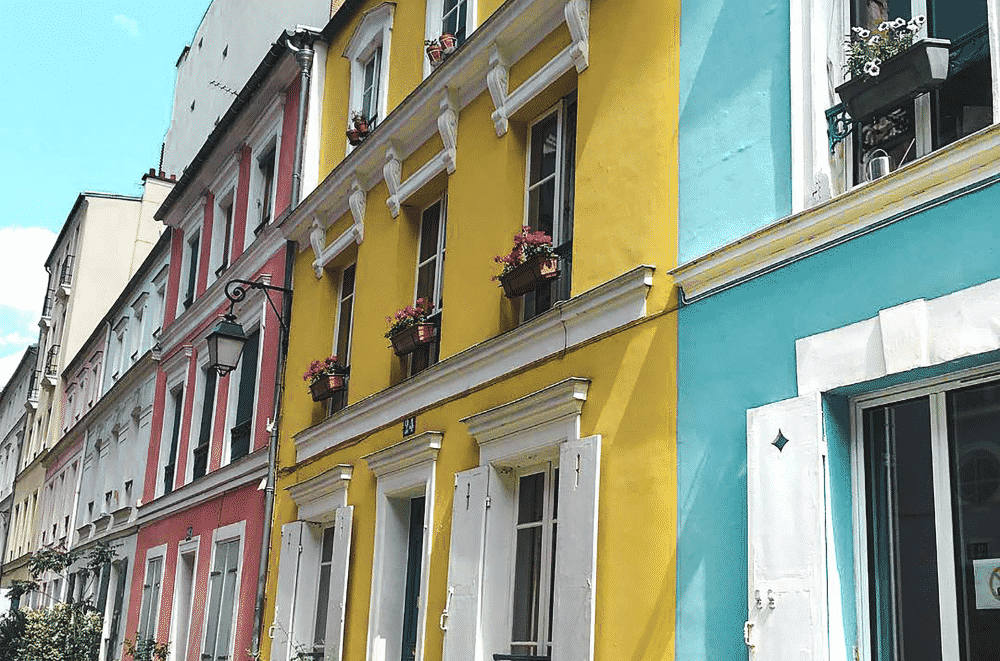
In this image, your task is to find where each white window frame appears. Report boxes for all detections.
[137,543,168,642]
[187,346,217,484]
[790,0,1000,212]
[157,350,190,498]
[201,521,246,661]
[415,196,447,314]
[213,188,237,278]
[131,292,149,360]
[343,3,394,151]
[181,222,202,313]
[423,0,477,78]
[333,263,357,368]
[362,432,441,661]
[169,536,201,661]
[221,290,266,467]
[246,96,284,244]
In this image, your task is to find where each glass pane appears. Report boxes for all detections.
[321,525,336,562]
[337,297,353,365]
[416,262,436,305]
[948,381,1000,661]
[864,397,942,661]
[547,522,557,644]
[518,473,545,524]
[313,565,332,647]
[529,116,558,185]
[527,178,556,236]
[930,0,987,41]
[419,204,441,262]
[401,496,425,661]
[511,526,542,647]
[342,264,356,296]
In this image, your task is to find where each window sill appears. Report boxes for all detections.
[671,122,1000,301]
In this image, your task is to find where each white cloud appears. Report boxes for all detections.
[0,227,55,315]
[113,14,142,40]
[0,332,35,346]
[0,351,27,390]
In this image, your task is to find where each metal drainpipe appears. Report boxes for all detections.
[250,34,311,659]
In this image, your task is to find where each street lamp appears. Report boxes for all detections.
[207,279,292,376]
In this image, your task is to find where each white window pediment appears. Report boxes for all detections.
[344,3,394,132]
[286,464,353,523]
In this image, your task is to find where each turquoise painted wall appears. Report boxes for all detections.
[675,180,1000,659]
[679,0,792,262]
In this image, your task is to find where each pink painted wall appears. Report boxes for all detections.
[164,228,184,328]
[274,76,300,219]
[198,194,215,297]
[143,370,169,501]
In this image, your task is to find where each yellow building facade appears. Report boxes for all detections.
[267,1,679,660]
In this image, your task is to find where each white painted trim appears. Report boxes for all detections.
[168,535,201,661]
[309,178,365,278]
[462,378,588,465]
[423,0,478,79]
[201,521,247,661]
[156,347,192,499]
[294,266,652,462]
[140,543,168,639]
[670,126,1000,300]
[344,3,395,136]
[364,433,438,661]
[287,464,353,522]
[302,40,328,200]
[795,276,1000,395]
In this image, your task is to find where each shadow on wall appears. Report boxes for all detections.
[678,0,793,263]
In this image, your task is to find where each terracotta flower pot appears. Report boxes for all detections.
[347,128,364,146]
[353,119,370,133]
[390,323,438,356]
[836,38,951,121]
[310,374,347,401]
[439,33,458,54]
[499,252,560,298]
[426,43,445,67]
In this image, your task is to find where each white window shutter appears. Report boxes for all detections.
[270,521,306,661]
[746,392,827,660]
[552,435,600,661]
[441,466,489,661]
[323,505,354,661]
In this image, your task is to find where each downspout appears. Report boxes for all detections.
[250,33,311,659]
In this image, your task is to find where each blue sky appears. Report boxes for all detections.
[0,1,210,385]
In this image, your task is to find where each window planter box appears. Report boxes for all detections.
[309,374,347,402]
[390,323,438,357]
[836,38,951,121]
[499,253,560,298]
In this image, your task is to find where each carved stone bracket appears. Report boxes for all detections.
[309,219,327,278]
[565,0,590,73]
[384,144,403,218]
[349,176,367,231]
[487,44,510,136]
[438,87,459,173]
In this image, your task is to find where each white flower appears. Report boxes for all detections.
[879,21,891,31]
[908,22,921,33]
[854,27,870,39]
[864,60,881,77]
[868,34,881,45]
[891,17,906,29]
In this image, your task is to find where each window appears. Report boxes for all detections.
[331,264,356,414]
[848,0,993,184]
[216,195,234,276]
[855,377,1000,660]
[229,329,259,462]
[411,199,446,375]
[169,539,198,661]
[184,235,200,308]
[424,0,475,73]
[255,146,276,235]
[193,366,217,480]
[523,93,576,320]
[137,555,164,642]
[446,379,598,661]
[202,538,240,661]
[344,3,393,138]
[441,0,469,45]
[162,386,184,495]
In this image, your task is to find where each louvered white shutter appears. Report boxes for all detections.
[746,392,827,660]
[323,506,354,661]
[271,522,306,661]
[552,435,600,661]
[441,466,489,661]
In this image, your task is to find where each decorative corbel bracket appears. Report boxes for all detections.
[487,44,510,137]
[349,177,367,238]
[310,175,368,278]
[384,144,403,218]
[438,87,459,173]
[565,0,590,73]
[310,219,327,278]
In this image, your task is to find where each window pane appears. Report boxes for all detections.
[401,496,425,661]
[518,473,545,524]
[948,381,1000,661]
[419,204,441,262]
[416,262,436,305]
[529,116,559,185]
[930,0,987,41]
[864,397,942,661]
[511,526,542,647]
[527,178,556,237]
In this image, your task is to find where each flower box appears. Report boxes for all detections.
[390,322,438,356]
[309,374,347,402]
[499,252,560,298]
[836,38,951,121]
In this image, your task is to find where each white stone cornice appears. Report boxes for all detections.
[363,431,442,479]
[564,0,590,72]
[294,265,653,462]
[287,464,353,521]
[670,125,1000,301]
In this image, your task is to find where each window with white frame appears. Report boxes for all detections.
[136,552,164,643]
[446,379,599,661]
[344,3,393,134]
[410,198,446,376]
[424,0,476,71]
[330,263,356,414]
[184,233,200,309]
[363,433,440,661]
[523,93,577,321]
[162,385,184,496]
[169,539,199,661]
[191,362,217,481]
[254,144,277,236]
[202,535,241,661]
[793,0,997,207]
[228,327,259,463]
[215,192,235,277]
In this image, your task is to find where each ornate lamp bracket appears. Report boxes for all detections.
[826,103,853,153]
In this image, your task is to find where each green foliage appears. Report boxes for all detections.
[845,15,925,78]
[17,603,102,661]
[123,634,170,661]
[0,609,26,661]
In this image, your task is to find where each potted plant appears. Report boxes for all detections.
[425,39,445,67]
[493,226,560,298]
[303,355,349,402]
[439,32,458,54]
[347,111,372,147]
[836,15,950,121]
[385,298,437,356]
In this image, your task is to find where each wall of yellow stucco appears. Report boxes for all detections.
[265,0,679,659]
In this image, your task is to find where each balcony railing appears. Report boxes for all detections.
[45,345,60,377]
[192,443,209,479]
[41,290,55,317]
[60,255,75,287]
[27,370,40,401]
